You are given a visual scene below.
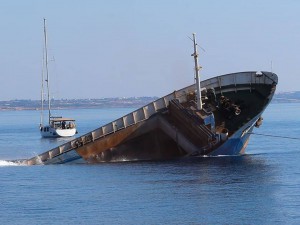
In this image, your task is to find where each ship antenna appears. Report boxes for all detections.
[191,33,202,110]
[271,60,273,73]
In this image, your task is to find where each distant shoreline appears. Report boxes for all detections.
[0,97,158,111]
[1,94,300,111]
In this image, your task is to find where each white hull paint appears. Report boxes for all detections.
[40,125,76,138]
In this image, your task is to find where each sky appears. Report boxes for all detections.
[0,0,299,100]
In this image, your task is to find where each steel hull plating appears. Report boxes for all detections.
[26,71,278,165]
[209,118,256,156]
[38,116,258,165]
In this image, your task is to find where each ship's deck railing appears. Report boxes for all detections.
[29,71,277,164]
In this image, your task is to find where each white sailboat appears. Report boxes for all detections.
[39,18,77,138]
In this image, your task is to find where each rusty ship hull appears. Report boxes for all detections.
[25,71,278,165]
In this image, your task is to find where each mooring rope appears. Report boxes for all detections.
[249,132,300,140]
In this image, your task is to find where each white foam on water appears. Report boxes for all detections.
[0,160,26,167]
[197,154,241,158]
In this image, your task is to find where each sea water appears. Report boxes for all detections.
[0,104,299,224]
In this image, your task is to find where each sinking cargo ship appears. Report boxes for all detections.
[25,34,278,165]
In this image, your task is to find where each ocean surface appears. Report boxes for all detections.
[0,104,299,224]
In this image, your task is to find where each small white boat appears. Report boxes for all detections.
[39,19,77,138]
[40,117,76,138]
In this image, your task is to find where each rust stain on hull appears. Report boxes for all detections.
[76,115,185,162]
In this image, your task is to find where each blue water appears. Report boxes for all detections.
[0,104,299,224]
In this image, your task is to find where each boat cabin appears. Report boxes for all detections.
[50,117,76,130]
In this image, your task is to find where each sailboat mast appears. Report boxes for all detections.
[191,33,202,110]
[43,18,51,125]
[40,41,45,127]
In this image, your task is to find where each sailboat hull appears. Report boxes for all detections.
[40,125,77,138]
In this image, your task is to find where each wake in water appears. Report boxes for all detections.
[0,160,27,167]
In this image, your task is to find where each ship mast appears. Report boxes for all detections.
[43,18,51,125]
[191,33,202,110]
